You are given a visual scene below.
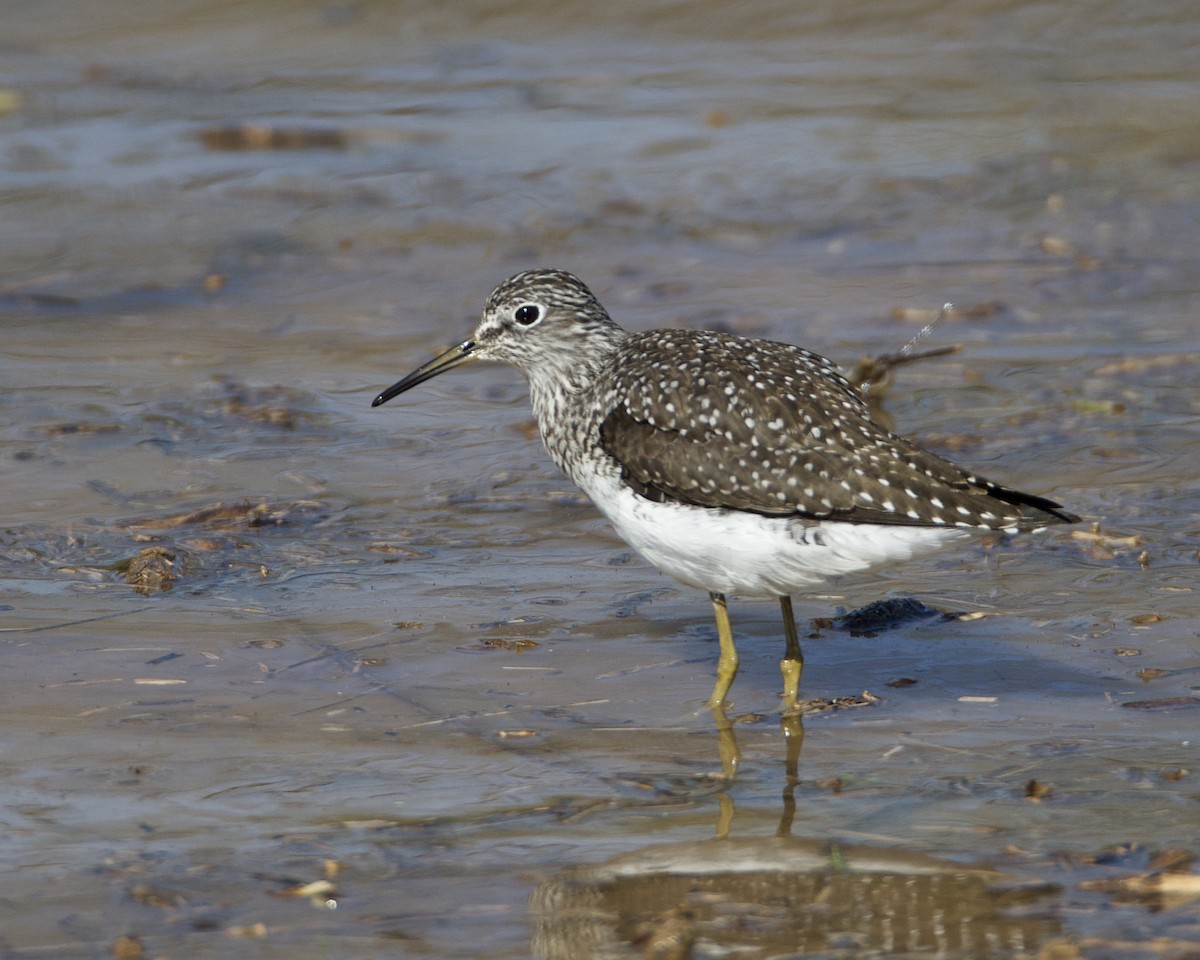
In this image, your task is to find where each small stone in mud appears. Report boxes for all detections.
[281,878,337,907]
[183,537,226,551]
[111,935,145,960]
[127,883,186,908]
[226,923,268,938]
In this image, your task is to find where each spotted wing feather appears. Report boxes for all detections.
[597,330,1077,530]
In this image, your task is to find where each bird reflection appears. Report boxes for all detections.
[532,706,1060,960]
[710,705,804,839]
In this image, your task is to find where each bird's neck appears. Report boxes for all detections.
[525,328,628,476]
[525,328,627,414]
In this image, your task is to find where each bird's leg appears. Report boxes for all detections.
[779,595,804,713]
[707,592,739,708]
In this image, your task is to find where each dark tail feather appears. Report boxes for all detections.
[977,479,1081,528]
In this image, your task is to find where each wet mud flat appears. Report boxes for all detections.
[4,0,1200,956]
[4,280,1197,958]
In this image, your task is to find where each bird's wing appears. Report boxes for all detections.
[597,330,1076,529]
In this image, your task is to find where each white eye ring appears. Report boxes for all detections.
[514,303,542,326]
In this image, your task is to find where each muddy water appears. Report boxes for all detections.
[3,1,1199,957]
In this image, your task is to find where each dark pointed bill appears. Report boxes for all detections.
[372,340,477,407]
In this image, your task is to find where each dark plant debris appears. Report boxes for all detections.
[812,597,974,637]
[199,123,348,151]
[118,546,182,595]
[121,500,325,532]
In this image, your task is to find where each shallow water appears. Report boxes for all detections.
[3,1,1200,956]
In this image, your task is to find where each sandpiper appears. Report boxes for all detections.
[373,269,1078,710]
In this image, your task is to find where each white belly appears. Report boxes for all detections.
[581,472,970,598]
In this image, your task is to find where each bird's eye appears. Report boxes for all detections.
[514,304,542,326]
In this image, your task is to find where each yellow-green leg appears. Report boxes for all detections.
[779,595,804,713]
[707,591,739,708]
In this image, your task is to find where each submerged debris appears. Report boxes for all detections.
[203,377,322,430]
[1121,697,1200,711]
[199,123,348,151]
[793,691,880,715]
[1069,523,1143,562]
[122,500,323,532]
[118,546,180,594]
[481,637,539,652]
[41,420,124,437]
[1093,352,1200,377]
